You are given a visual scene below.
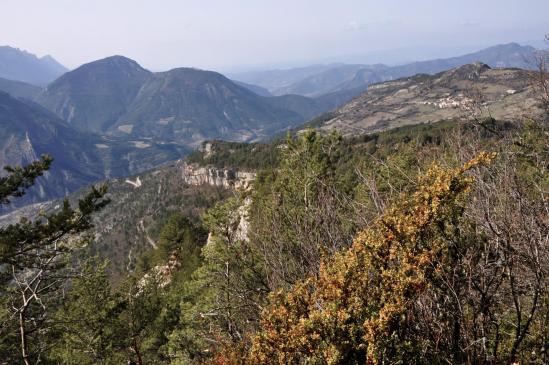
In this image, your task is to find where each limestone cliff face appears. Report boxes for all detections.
[235,196,252,242]
[180,160,255,246]
[181,162,255,190]
[180,162,255,244]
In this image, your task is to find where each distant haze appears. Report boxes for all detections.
[1,0,547,72]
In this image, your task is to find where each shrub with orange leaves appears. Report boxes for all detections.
[247,152,496,364]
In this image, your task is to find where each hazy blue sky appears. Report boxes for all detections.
[1,0,547,72]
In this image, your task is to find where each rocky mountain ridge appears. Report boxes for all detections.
[0,46,68,86]
[311,63,542,136]
[233,43,539,103]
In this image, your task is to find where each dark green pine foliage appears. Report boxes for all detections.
[0,156,109,365]
[137,213,208,282]
[50,260,127,365]
[0,154,52,205]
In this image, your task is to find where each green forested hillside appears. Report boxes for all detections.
[37,56,154,133]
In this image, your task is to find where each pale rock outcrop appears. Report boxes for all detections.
[125,176,142,188]
[138,252,181,289]
[180,161,256,247]
[181,162,255,190]
[235,196,252,242]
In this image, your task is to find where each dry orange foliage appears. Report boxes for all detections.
[244,152,496,364]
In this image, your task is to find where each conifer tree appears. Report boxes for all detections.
[250,130,355,289]
[50,260,126,365]
[0,156,109,364]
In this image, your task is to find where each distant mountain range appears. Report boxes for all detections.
[0,46,68,86]
[232,43,538,98]
[231,64,341,93]
[0,91,186,211]
[0,54,327,209]
[33,56,326,146]
[232,80,272,96]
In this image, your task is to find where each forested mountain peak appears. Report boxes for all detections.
[36,56,327,147]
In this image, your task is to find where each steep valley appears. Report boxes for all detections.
[0,91,187,212]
